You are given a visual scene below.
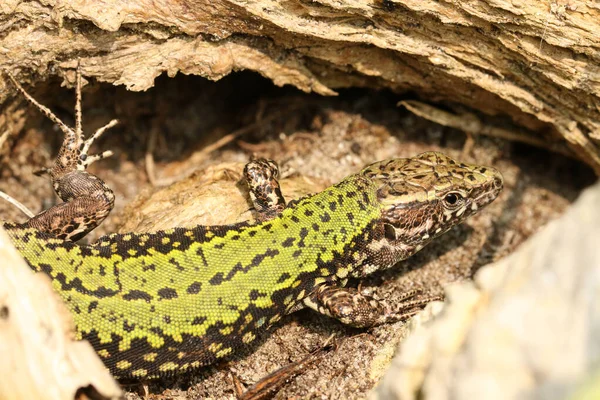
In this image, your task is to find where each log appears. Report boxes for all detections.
[0,0,599,172]
[0,226,122,400]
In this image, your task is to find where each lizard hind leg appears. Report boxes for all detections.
[244,158,286,222]
[6,64,118,241]
[22,173,115,241]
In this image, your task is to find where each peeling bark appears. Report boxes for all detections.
[1,1,599,171]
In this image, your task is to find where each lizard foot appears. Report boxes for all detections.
[244,158,286,222]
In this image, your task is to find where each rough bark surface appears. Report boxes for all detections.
[0,0,599,172]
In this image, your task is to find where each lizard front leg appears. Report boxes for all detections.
[6,64,118,241]
[303,283,441,328]
[244,158,286,222]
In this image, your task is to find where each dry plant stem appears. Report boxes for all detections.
[0,129,10,150]
[145,126,159,186]
[0,121,34,218]
[142,123,258,187]
[400,101,574,158]
[461,132,475,159]
[0,190,34,218]
[196,104,301,160]
[235,334,335,400]
[146,104,303,187]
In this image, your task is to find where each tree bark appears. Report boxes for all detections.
[1,1,599,171]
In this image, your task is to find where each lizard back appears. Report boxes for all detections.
[6,174,381,378]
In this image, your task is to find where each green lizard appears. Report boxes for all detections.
[2,68,503,379]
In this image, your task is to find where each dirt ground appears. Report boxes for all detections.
[0,72,596,399]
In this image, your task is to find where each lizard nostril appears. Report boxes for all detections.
[494,176,504,190]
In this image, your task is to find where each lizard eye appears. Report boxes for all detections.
[443,192,463,207]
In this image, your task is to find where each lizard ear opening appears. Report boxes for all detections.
[383,223,397,241]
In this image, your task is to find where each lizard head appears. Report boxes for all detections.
[361,151,503,260]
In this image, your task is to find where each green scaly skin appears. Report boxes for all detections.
[2,69,504,380]
[6,176,381,378]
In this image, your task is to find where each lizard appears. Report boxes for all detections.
[1,67,503,380]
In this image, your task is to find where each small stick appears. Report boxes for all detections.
[0,129,10,151]
[0,121,33,218]
[399,100,575,158]
[0,190,35,218]
[234,334,336,400]
[145,127,159,186]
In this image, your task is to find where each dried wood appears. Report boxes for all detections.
[0,226,122,400]
[0,0,598,172]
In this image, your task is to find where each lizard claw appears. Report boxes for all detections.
[380,291,444,324]
[77,119,118,170]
